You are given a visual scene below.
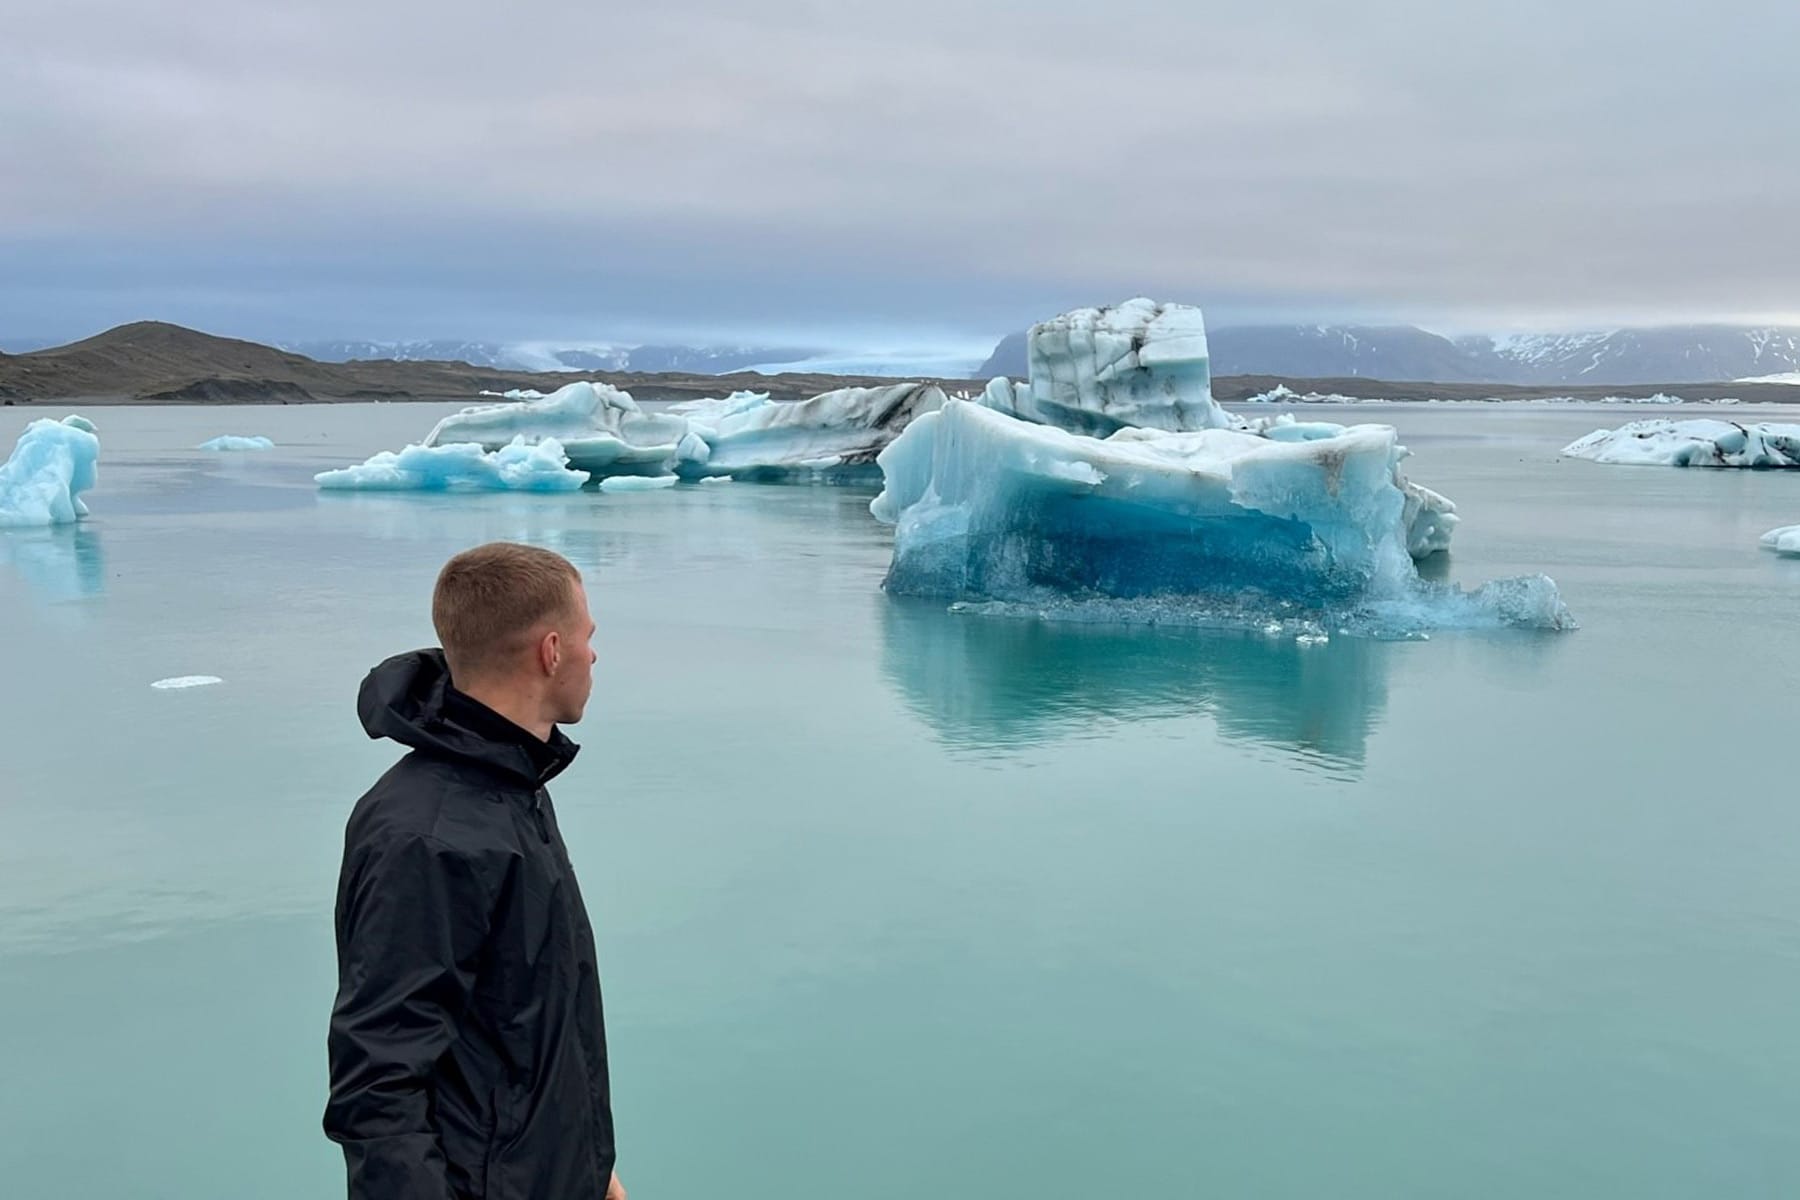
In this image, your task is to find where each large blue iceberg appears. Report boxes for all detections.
[1,415,100,527]
[872,301,1569,632]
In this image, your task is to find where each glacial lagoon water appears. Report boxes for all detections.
[2,400,1798,1198]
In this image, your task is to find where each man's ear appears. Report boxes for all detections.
[539,628,562,676]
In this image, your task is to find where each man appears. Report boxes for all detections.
[325,542,624,1200]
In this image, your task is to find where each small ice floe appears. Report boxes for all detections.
[151,675,223,690]
[315,438,590,491]
[1760,526,1800,557]
[198,435,274,451]
[597,474,680,493]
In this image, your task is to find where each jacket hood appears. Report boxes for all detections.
[357,648,579,786]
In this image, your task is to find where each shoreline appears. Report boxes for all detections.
[6,380,1799,408]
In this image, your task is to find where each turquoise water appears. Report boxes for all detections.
[2,401,1798,1198]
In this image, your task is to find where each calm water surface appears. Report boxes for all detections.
[2,401,1797,1198]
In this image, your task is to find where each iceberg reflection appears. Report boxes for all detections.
[0,525,105,603]
[880,597,1391,772]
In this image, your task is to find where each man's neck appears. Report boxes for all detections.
[456,680,553,743]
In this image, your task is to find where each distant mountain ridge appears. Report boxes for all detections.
[0,321,979,405]
[977,324,1800,385]
[280,338,825,375]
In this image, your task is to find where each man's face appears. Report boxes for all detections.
[549,582,598,725]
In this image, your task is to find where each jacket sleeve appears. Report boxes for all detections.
[324,831,493,1200]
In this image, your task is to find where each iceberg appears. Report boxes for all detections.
[198,435,274,451]
[426,382,688,477]
[973,302,1461,562]
[875,402,1414,602]
[1760,525,1800,556]
[1562,419,1800,467]
[314,437,590,491]
[871,400,1567,632]
[673,383,945,480]
[0,415,100,528]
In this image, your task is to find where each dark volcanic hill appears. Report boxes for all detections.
[0,321,972,405]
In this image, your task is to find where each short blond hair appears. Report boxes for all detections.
[432,542,581,681]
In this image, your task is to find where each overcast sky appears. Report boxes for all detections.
[3,0,1796,347]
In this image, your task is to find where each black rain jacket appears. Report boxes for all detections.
[324,649,615,1200]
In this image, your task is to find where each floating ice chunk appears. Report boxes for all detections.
[428,382,687,477]
[871,401,1562,632]
[674,383,944,480]
[1563,419,1800,467]
[151,675,223,689]
[314,437,591,491]
[1242,385,1384,405]
[477,388,548,399]
[597,474,679,492]
[0,415,101,528]
[198,435,274,451]
[1401,482,1458,558]
[1760,525,1800,556]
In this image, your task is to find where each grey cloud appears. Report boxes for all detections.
[3,0,1796,341]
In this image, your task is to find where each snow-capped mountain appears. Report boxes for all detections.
[1460,327,1800,384]
[979,324,1800,385]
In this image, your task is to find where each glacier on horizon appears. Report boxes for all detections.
[315,437,590,491]
[198,435,274,451]
[1,415,100,528]
[1562,418,1800,467]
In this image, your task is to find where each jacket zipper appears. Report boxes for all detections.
[531,789,551,843]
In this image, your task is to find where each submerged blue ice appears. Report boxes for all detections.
[0,416,100,528]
